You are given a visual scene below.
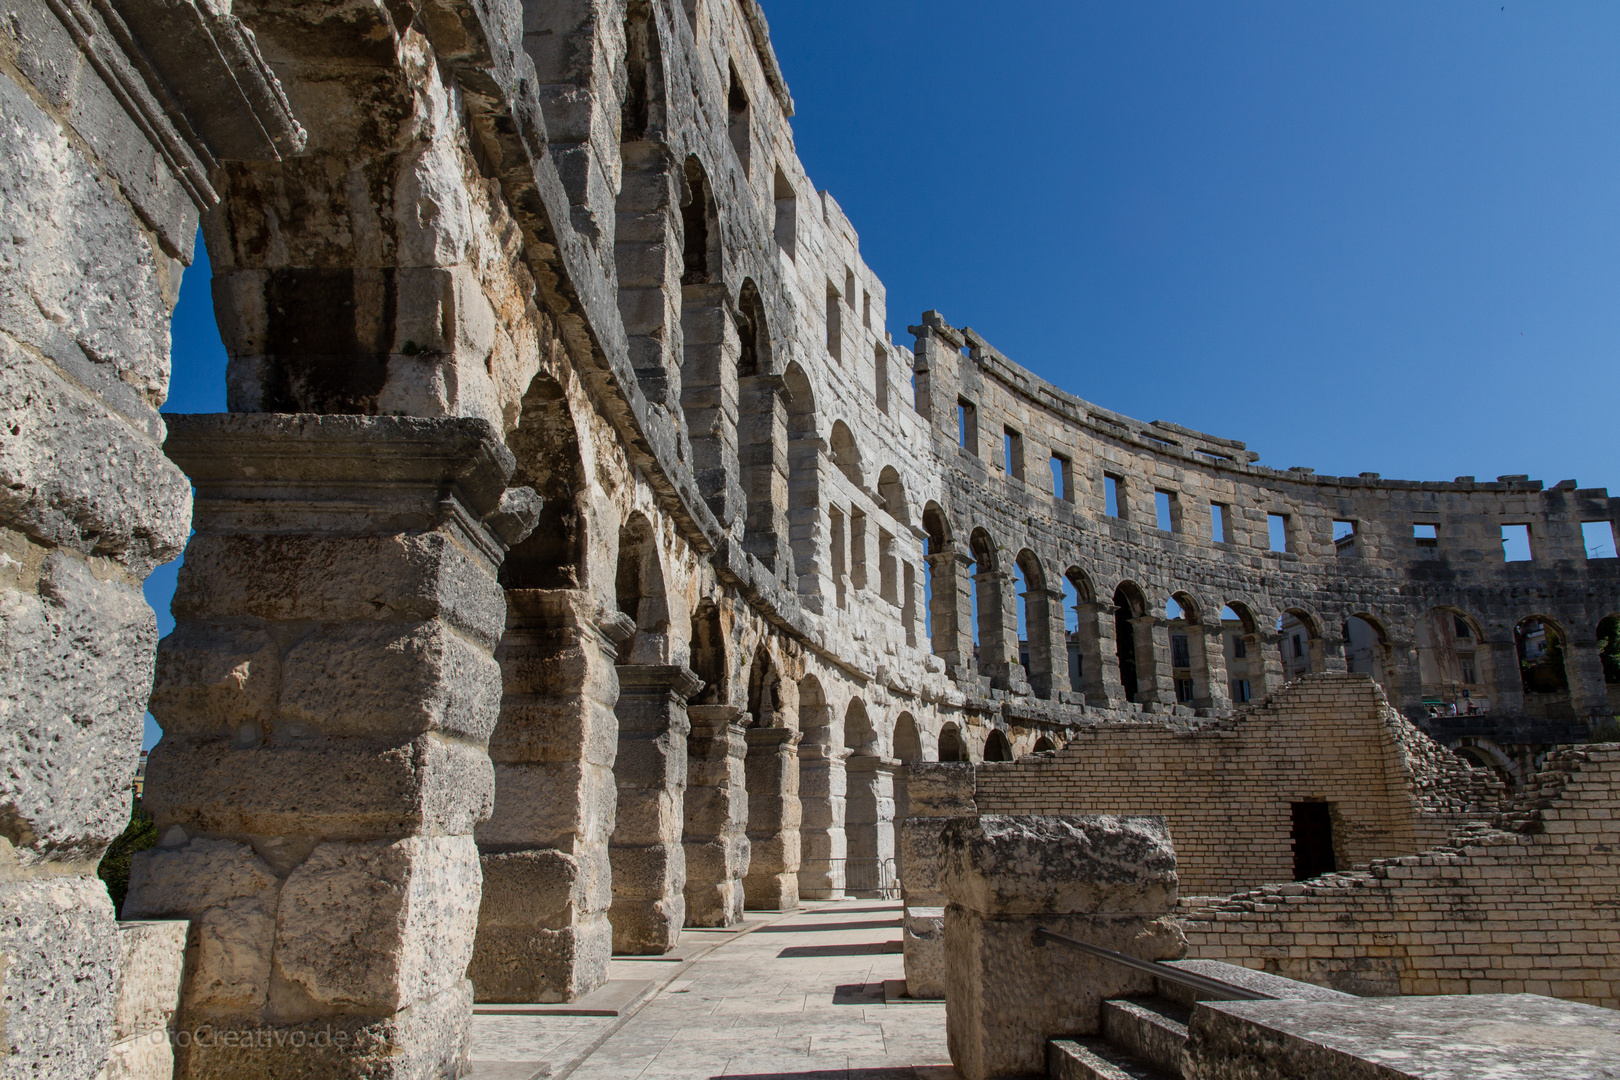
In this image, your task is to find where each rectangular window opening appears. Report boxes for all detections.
[1333,520,1357,556]
[1211,502,1231,544]
[773,167,797,258]
[874,345,890,415]
[1501,523,1533,563]
[1582,521,1618,560]
[1003,428,1025,481]
[1050,454,1072,502]
[862,290,872,329]
[1171,634,1191,669]
[1232,678,1252,703]
[849,508,868,589]
[957,398,978,455]
[825,282,842,363]
[1175,678,1195,704]
[1414,523,1438,547]
[1104,474,1124,519]
[726,62,751,170]
[1155,490,1179,533]
[1268,513,1290,553]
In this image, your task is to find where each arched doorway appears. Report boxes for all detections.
[937,723,967,763]
[843,700,894,896]
[983,729,1013,762]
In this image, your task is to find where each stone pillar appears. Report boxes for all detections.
[1486,633,1528,716]
[681,281,742,527]
[1198,623,1232,711]
[1025,585,1067,700]
[611,666,701,954]
[1566,639,1613,723]
[1387,636,1426,717]
[1311,634,1347,674]
[899,764,977,1000]
[128,415,537,1077]
[743,726,803,910]
[739,374,790,576]
[845,756,897,896]
[928,550,974,674]
[1247,631,1286,700]
[787,435,827,612]
[0,4,300,1073]
[940,815,1187,1080]
[1075,602,1125,706]
[684,706,751,925]
[797,735,850,900]
[471,594,622,1003]
[1133,616,1174,705]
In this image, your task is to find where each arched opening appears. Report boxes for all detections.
[745,645,778,727]
[1113,583,1147,703]
[735,279,767,379]
[1416,607,1492,716]
[613,21,674,402]
[619,2,665,143]
[877,466,909,525]
[923,503,952,658]
[1516,616,1573,719]
[874,342,891,414]
[937,723,966,763]
[1277,608,1324,680]
[1033,735,1056,754]
[783,362,819,595]
[983,729,1013,763]
[892,712,921,830]
[1166,592,1202,706]
[1599,615,1620,720]
[681,156,715,285]
[735,279,785,573]
[970,530,1002,682]
[688,601,725,705]
[1222,602,1259,704]
[1016,550,1052,698]
[500,372,585,590]
[615,513,669,665]
[843,700,892,896]
[1344,613,1392,695]
[830,420,862,487]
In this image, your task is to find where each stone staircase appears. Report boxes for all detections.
[1047,994,1190,1080]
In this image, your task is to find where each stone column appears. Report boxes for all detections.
[1387,636,1426,717]
[683,706,751,925]
[1246,631,1286,700]
[1198,622,1232,711]
[899,764,977,1000]
[797,736,850,900]
[1486,633,1527,716]
[940,815,1187,1080]
[1133,616,1174,705]
[1075,601,1125,706]
[845,756,897,896]
[128,414,537,1078]
[470,594,623,1003]
[927,550,974,674]
[1565,639,1613,724]
[976,566,1025,691]
[1025,585,1067,700]
[610,666,702,954]
[743,727,803,910]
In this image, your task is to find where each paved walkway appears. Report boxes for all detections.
[470,899,957,1080]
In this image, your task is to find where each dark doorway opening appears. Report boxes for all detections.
[1291,802,1336,881]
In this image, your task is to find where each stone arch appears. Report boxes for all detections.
[843,699,892,896]
[891,711,922,826]
[735,278,786,574]
[829,420,862,487]
[1454,737,1519,788]
[1277,606,1326,679]
[937,723,967,762]
[1015,549,1055,699]
[1033,735,1056,754]
[877,466,909,525]
[615,512,669,664]
[688,600,726,705]
[745,644,779,727]
[1417,606,1496,714]
[1166,590,1210,708]
[1344,612,1394,695]
[783,362,819,590]
[969,529,1010,685]
[1061,565,1102,700]
[680,155,718,285]
[1220,601,1264,705]
[734,277,769,378]
[501,371,587,590]
[983,729,1013,763]
[1515,615,1573,716]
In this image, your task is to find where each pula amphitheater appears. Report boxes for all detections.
[4,2,1620,1079]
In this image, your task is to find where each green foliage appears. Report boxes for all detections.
[97,804,158,917]
[1599,617,1620,685]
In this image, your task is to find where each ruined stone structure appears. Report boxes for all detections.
[4,0,1619,1076]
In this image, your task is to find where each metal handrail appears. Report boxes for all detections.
[1033,927,1274,1001]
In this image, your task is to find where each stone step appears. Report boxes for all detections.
[1100,997,1191,1076]
[1048,1038,1176,1080]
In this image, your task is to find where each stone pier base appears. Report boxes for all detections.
[684,706,751,926]
[941,814,1186,1080]
[898,763,976,998]
[743,727,802,910]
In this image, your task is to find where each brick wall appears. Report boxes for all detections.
[1178,744,1620,1007]
[973,673,1498,895]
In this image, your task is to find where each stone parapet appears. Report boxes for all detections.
[941,814,1186,1080]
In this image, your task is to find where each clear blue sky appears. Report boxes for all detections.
[145,1,1620,745]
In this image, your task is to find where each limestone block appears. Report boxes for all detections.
[906,762,977,817]
[0,551,153,863]
[98,1030,175,1080]
[172,532,508,647]
[903,905,946,999]
[277,620,503,741]
[941,815,1186,1080]
[144,733,493,839]
[0,876,120,1080]
[125,838,280,1014]
[480,760,617,850]
[275,835,481,1011]
[112,921,189,1039]
[148,623,280,736]
[472,847,612,1002]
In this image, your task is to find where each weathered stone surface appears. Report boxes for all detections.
[110,920,190,1040]
[902,905,946,999]
[1184,993,1620,1080]
[941,815,1186,1080]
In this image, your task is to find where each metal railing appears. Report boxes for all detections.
[844,856,900,898]
[1033,927,1274,1001]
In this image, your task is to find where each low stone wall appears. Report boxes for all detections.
[1179,744,1620,1006]
[973,674,1499,895]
